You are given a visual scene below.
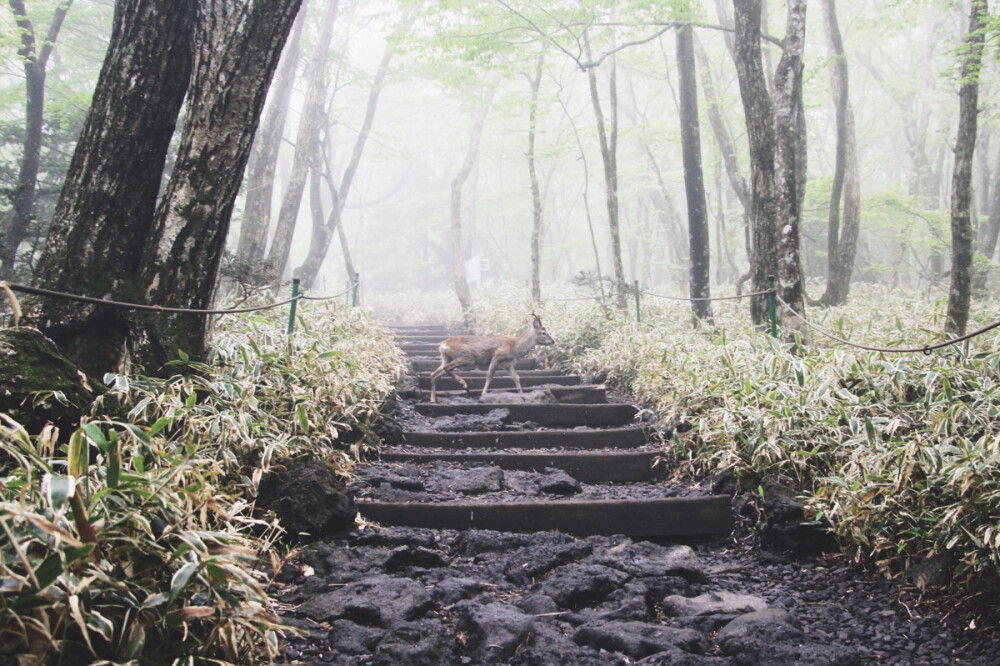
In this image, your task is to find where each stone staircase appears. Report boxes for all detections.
[355,323,732,538]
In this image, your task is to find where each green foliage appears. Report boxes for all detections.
[0,301,405,664]
[552,285,1000,595]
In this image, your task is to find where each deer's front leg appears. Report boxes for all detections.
[508,362,522,393]
[482,355,502,396]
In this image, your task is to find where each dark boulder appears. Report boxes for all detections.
[0,327,103,435]
[258,457,357,540]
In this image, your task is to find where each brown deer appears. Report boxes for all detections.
[429,314,555,403]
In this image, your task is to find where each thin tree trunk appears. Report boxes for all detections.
[676,23,713,324]
[772,0,809,339]
[266,0,339,290]
[974,148,1000,293]
[28,0,195,376]
[527,50,545,304]
[451,93,493,322]
[946,0,988,336]
[583,33,626,310]
[0,0,74,281]
[732,0,779,328]
[820,0,861,307]
[235,3,306,274]
[134,0,303,372]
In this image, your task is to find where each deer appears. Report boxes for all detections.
[429,314,555,403]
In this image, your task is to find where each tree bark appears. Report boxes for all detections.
[974,148,1000,294]
[946,0,988,336]
[234,3,306,274]
[820,0,861,307]
[676,23,713,324]
[0,0,74,281]
[28,0,196,376]
[772,0,809,339]
[732,0,779,327]
[132,0,303,371]
[266,0,339,290]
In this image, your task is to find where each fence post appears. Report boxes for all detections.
[768,275,777,338]
[351,272,360,306]
[287,278,300,336]
[633,279,641,324]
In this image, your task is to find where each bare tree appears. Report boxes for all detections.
[526,49,545,304]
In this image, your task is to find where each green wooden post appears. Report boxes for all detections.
[633,279,641,324]
[768,275,777,338]
[287,278,300,335]
[351,272,360,306]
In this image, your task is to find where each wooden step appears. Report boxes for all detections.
[422,385,607,404]
[410,358,541,371]
[401,427,648,450]
[357,496,733,537]
[415,374,581,390]
[415,403,637,428]
[380,450,658,483]
[400,343,445,354]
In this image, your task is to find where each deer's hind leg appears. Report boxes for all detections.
[430,358,471,403]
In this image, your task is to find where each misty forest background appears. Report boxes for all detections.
[1,0,997,326]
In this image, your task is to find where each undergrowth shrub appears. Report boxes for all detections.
[559,285,1000,596]
[0,300,405,664]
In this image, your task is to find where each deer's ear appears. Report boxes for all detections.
[532,315,543,328]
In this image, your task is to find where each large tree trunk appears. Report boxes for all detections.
[676,23,712,324]
[772,0,809,338]
[234,3,306,274]
[583,34,626,310]
[820,0,861,307]
[946,0,988,336]
[0,0,73,281]
[732,0,779,328]
[266,0,339,290]
[134,0,304,372]
[527,51,545,304]
[28,0,196,377]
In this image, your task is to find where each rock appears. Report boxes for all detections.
[504,540,593,586]
[326,619,384,656]
[596,541,707,581]
[373,618,455,666]
[384,545,449,572]
[661,591,769,617]
[573,620,706,658]
[429,577,488,605]
[478,389,556,404]
[539,563,631,610]
[537,468,583,495]
[0,327,103,434]
[426,464,504,495]
[257,458,357,540]
[456,597,535,660]
[431,408,511,432]
[297,574,432,626]
[717,609,862,666]
[762,491,837,556]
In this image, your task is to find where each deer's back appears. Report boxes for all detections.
[440,335,515,367]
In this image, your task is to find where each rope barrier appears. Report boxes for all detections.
[0,281,353,317]
[774,293,1000,354]
[643,288,775,303]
